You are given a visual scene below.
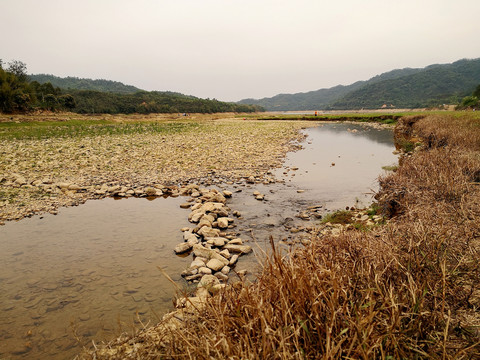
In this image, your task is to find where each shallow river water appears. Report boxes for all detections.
[0,122,397,359]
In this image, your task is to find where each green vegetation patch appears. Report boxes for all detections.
[0,119,201,140]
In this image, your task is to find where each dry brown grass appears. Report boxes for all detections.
[82,113,480,359]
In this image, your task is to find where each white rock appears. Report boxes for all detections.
[217,217,229,229]
[206,258,225,272]
[174,242,192,254]
[229,254,239,265]
[228,238,243,245]
[197,226,220,238]
[224,244,252,254]
[198,267,212,275]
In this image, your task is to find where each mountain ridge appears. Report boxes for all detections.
[238,58,480,110]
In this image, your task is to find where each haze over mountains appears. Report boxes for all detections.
[238,58,480,110]
[30,58,480,111]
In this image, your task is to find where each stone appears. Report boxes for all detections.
[297,190,305,193]
[180,203,191,209]
[229,254,240,265]
[253,190,261,196]
[197,226,220,238]
[214,273,229,282]
[255,194,264,200]
[221,266,231,275]
[223,190,233,197]
[185,274,203,281]
[189,209,205,223]
[228,238,243,245]
[174,242,192,254]
[205,237,227,247]
[190,258,206,269]
[224,244,252,254]
[217,217,229,229]
[246,176,255,184]
[219,249,231,259]
[197,274,220,290]
[192,244,229,266]
[198,267,212,275]
[206,258,225,272]
[57,182,71,190]
[211,283,227,294]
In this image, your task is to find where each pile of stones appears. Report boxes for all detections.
[173,184,252,284]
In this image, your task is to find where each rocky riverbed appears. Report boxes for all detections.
[0,115,311,224]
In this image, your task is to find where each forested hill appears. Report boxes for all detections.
[29,74,142,94]
[239,58,480,110]
[1,61,263,114]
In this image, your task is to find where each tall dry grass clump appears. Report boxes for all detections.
[83,114,480,359]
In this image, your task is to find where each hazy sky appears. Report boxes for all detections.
[2,0,479,101]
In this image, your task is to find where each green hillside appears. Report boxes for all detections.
[330,59,480,109]
[29,74,141,94]
[1,62,263,114]
[239,58,480,110]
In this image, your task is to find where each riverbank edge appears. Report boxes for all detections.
[79,113,480,359]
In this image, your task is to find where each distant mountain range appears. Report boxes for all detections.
[238,58,480,110]
[29,74,142,94]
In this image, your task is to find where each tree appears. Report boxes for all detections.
[473,84,480,98]
[7,60,28,83]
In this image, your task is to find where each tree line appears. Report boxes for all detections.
[0,60,263,114]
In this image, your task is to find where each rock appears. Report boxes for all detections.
[253,190,261,196]
[190,258,206,269]
[229,254,239,265]
[217,217,229,229]
[197,274,220,291]
[188,209,205,223]
[68,184,82,191]
[246,176,255,184]
[255,194,264,201]
[211,283,227,294]
[198,267,212,275]
[214,273,229,282]
[205,237,227,247]
[206,259,225,272]
[197,216,214,229]
[57,182,71,190]
[297,190,305,193]
[228,238,243,245]
[223,190,233,197]
[180,203,191,209]
[174,242,192,254]
[224,244,252,254]
[185,274,203,281]
[197,226,220,238]
[144,187,157,196]
[219,249,231,259]
[221,266,231,275]
[360,214,369,222]
[192,244,229,266]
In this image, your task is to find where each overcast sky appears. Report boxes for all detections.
[2,0,479,101]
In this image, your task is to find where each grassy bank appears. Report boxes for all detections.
[84,112,480,359]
